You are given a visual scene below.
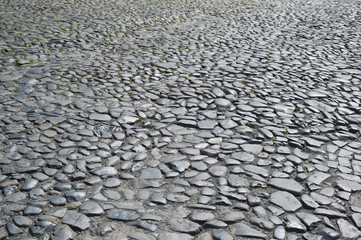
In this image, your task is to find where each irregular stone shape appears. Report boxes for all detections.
[105,178,122,188]
[128,231,156,240]
[228,174,250,188]
[203,220,227,229]
[198,232,213,240]
[306,91,327,98]
[24,206,42,215]
[62,211,90,231]
[303,137,324,147]
[89,113,111,121]
[64,192,86,202]
[21,178,38,191]
[52,224,75,240]
[48,196,66,207]
[95,222,117,236]
[231,223,266,239]
[157,233,193,240]
[179,148,200,155]
[213,230,233,240]
[221,142,238,150]
[118,115,138,124]
[285,215,307,232]
[314,208,347,218]
[308,172,331,185]
[140,168,163,179]
[80,201,104,216]
[220,119,238,129]
[270,191,302,212]
[310,192,331,205]
[92,167,118,177]
[249,100,268,108]
[286,155,302,165]
[244,165,269,178]
[321,227,341,239]
[134,180,164,189]
[215,98,231,108]
[208,166,227,177]
[273,226,286,239]
[0,72,23,82]
[337,219,361,239]
[296,212,321,229]
[190,212,215,223]
[218,211,245,223]
[198,120,218,129]
[241,144,263,155]
[168,218,202,235]
[249,217,274,230]
[352,213,361,228]
[167,193,189,203]
[153,62,177,69]
[187,204,216,211]
[169,160,190,172]
[106,209,139,221]
[6,192,27,202]
[7,222,23,235]
[301,194,320,209]
[130,220,157,232]
[48,116,67,124]
[231,152,255,162]
[268,178,304,196]
[277,146,291,154]
[337,179,361,192]
[13,215,32,227]
[294,148,309,160]
[304,99,335,112]
[150,193,167,205]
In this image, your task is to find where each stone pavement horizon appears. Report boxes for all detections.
[0,0,361,239]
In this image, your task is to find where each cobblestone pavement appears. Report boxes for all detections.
[0,0,361,239]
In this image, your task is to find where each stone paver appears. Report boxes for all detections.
[0,0,360,239]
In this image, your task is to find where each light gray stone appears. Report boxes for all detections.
[106,209,139,221]
[62,211,90,231]
[231,223,266,239]
[268,178,304,196]
[337,219,361,239]
[168,218,202,235]
[270,191,302,212]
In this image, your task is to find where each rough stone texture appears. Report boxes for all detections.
[62,211,90,231]
[0,0,360,239]
[106,209,139,221]
[231,223,266,239]
[268,178,304,196]
[270,191,302,212]
[337,219,361,239]
[168,218,202,235]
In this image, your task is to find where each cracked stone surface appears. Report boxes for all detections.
[0,0,361,239]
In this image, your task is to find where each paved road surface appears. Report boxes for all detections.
[0,0,361,239]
